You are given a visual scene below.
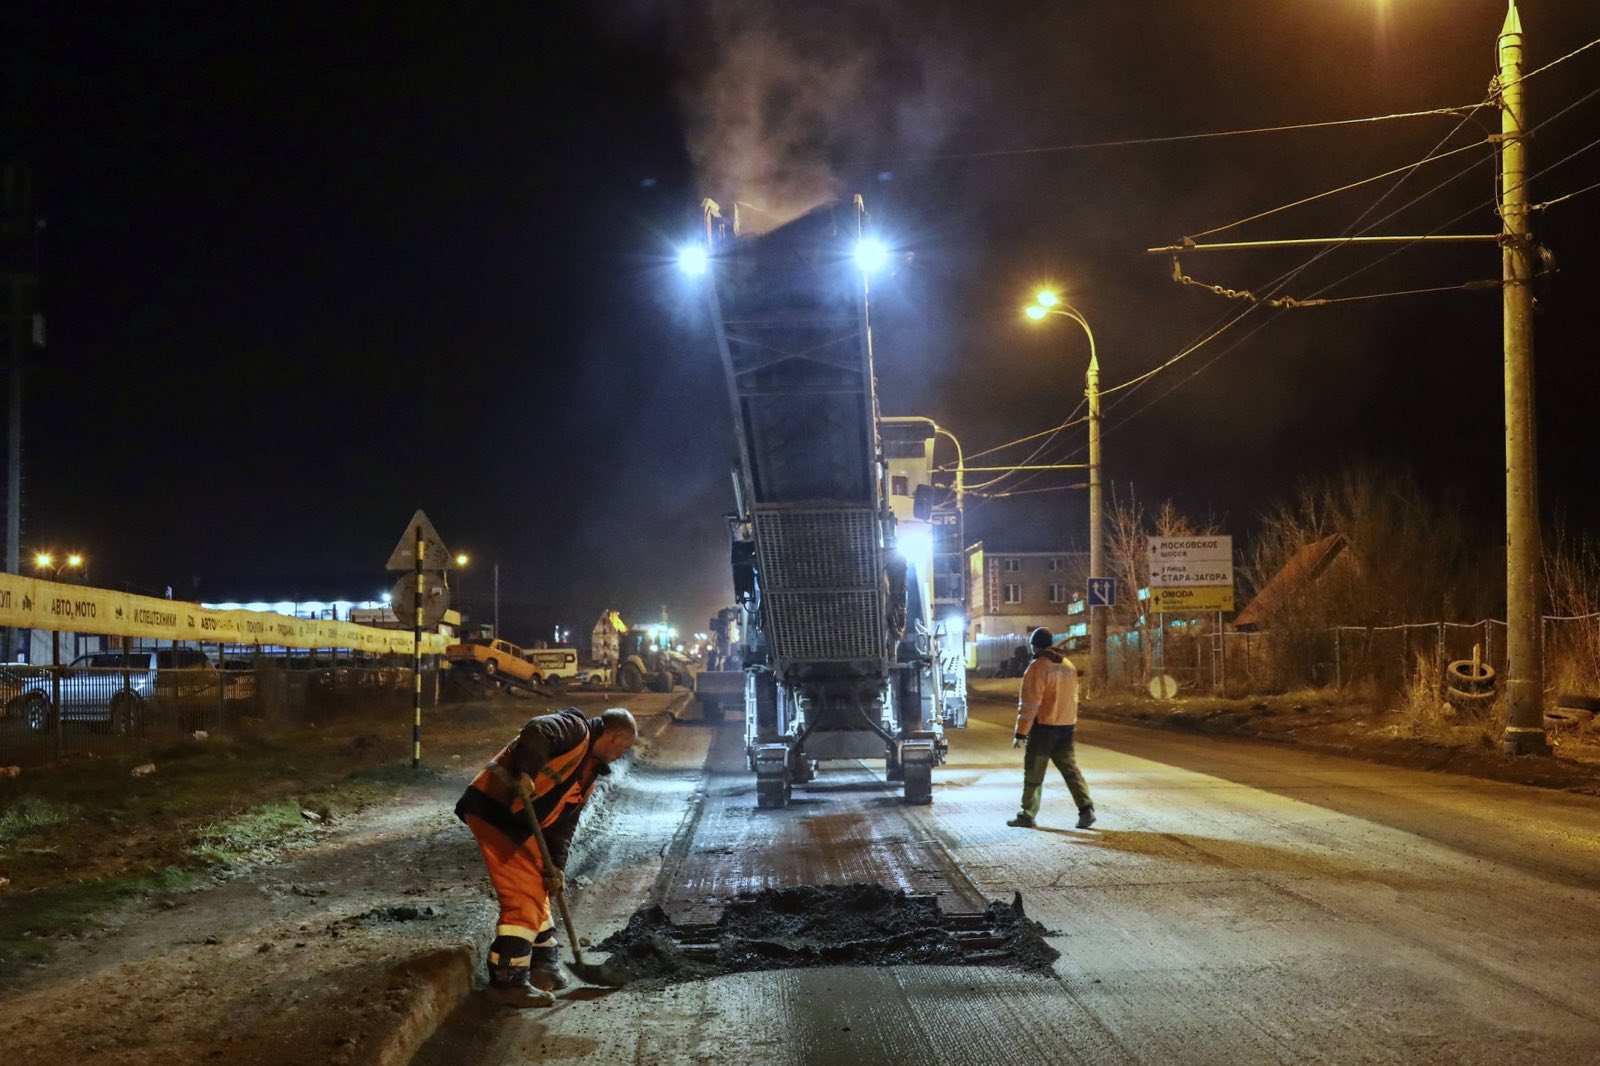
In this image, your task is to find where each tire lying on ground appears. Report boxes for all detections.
[1444,658,1497,715]
[1445,658,1495,690]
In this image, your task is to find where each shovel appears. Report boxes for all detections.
[516,774,629,988]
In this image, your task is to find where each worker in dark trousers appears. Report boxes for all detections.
[1007,628,1096,830]
[455,706,638,1006]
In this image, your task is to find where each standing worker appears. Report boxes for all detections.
[1007,627,1096,830]
[455,706,639,1006]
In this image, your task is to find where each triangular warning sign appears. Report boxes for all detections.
[386,509,452,572]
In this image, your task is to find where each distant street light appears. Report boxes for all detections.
[1025,290,1105,696]
[33,550,86,581]
[453,553,470,620]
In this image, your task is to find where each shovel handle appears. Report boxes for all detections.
[516,774,587,967]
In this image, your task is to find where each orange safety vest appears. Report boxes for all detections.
[464,729,598,839]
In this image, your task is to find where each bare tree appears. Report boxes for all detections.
[1105,485,1217,687]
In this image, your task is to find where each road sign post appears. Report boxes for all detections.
[413,525,423,770]
[1148,537,1235,693]
[387,510,451,771]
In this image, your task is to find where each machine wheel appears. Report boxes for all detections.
[483,659,499,677]
[756,772,791,809]
[20,693,53,733]
[650,670,673,694]
[544,674,564,692]
[903,763,932,805]
[619,662,645,693]
[788,750,815,785]
[110,692,144,737]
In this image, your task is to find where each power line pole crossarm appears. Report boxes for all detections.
[1498,0,1549,755]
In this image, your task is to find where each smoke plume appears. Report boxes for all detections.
[674,1,972,232]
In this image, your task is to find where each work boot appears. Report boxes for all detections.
[1076,805,1096,830]
[528,942,569,992]
[486,935,554,1008]
[1006,813,1036,828]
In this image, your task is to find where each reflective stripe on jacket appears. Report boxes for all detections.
[1016,648,1079,734]
[454,708,606,866]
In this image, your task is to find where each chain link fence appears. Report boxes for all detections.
[0,643,437,769]
[1092,612,1600,703]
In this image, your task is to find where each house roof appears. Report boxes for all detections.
[1233,533,1347,629]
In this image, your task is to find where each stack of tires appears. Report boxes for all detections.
[1444,657,1496,716]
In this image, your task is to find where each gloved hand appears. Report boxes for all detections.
[1013,734,1027,749]
[544,867,565,895]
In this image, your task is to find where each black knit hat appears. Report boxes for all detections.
[1029,627,1054,650]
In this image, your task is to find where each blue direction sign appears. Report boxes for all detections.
[1087,576,1117,608]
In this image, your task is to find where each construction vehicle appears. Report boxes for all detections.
[694,606,745,721]
[589,609,695,693]
[694,195,967,807]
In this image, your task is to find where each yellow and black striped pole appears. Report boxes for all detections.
[413,525,424,769]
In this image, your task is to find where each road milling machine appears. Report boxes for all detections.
[693,195,967,807]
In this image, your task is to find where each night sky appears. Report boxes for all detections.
[12,2,1600,643]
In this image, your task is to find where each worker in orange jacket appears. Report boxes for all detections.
[455,706,638,1006]
[1007,627,1096,830]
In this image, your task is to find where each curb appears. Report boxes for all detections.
[362,945,477,1066]
[357,690,692,1065]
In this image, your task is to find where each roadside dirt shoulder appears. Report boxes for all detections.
[968,676,1600,795]
[0,692,686,1066]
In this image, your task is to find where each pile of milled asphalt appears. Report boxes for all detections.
[593,883,1058,985]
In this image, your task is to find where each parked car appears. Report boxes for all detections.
[5,649,215,735]
[445,639,540,685]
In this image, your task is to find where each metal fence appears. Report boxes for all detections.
[0,643,436,768]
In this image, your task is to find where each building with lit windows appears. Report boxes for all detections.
[965,542,1090,672]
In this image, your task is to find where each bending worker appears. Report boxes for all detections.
[455,706,638,1006]
[1007,627,1096,830]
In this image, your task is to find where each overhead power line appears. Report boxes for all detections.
[1096,99,1600,440]
[939,410,1088,470]
[1513,32,1600,86]
[1101,103,1493,400]
[1184,138,1490,241]
[1532,178,1600,212]
[921,104,1490,162]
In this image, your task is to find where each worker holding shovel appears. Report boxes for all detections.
[455,706,638,1006]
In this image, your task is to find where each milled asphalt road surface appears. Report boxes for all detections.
[415,695,1600,1065]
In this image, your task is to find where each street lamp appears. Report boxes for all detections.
[452,553,470,624]
[33,550,86,581]
[1024,290,1105,697]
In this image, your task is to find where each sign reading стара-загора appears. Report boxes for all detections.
[1147,536,1234,612]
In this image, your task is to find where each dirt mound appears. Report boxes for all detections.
[595,883,1058,985]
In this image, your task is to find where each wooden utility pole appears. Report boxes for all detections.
[1497,0,1548,755]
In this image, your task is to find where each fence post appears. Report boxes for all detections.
[216,642,226,732]
[51,628,62,760]
[1217,611,1226,694]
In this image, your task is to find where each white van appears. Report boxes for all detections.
[522,647,580,685]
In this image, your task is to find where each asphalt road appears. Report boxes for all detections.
[415,696,1600,1065]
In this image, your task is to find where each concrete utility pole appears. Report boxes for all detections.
[1087,347,1105,696]
[2,166,35,663]
[1498,0,1548,755]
